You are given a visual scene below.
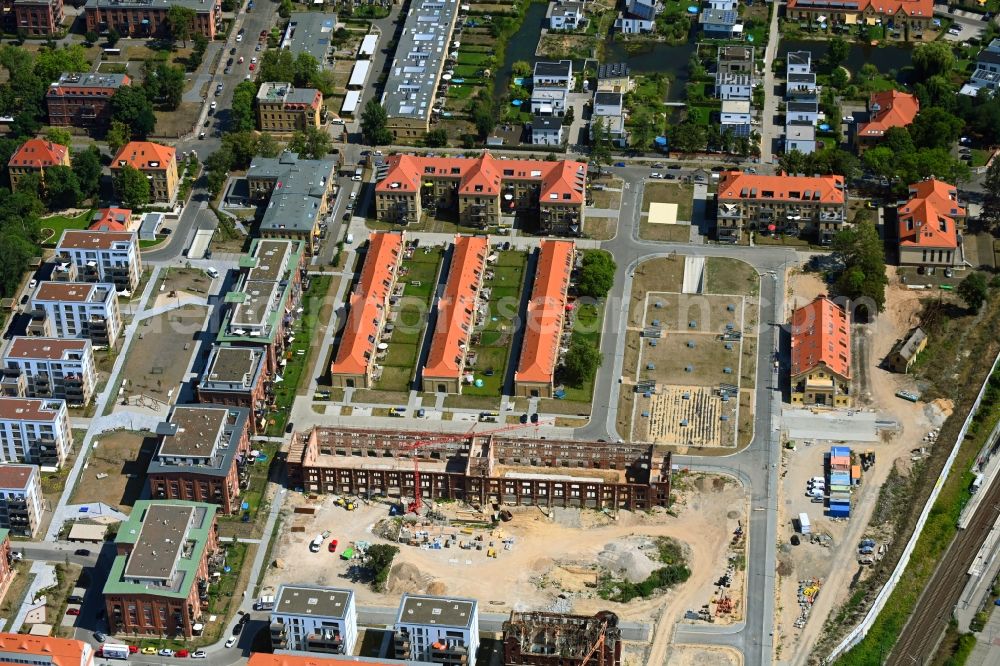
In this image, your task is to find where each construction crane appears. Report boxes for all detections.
[399,421,535,514]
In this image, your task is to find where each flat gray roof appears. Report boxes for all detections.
[396,594,476,629]
[274,585,354,619]
[382,0,459,122]
[284,13,338,67]
[123,504,195,582]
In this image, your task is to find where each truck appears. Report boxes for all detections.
[309,534,325,552]
[798,512,812,535]
[101,644,130,660]
[254,595,275,611]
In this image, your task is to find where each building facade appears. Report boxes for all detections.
[394,594,479,666]
[2,337,96,406]
[111,141,178,204]
[256,83,322,133]
[103,501,219,638]
[897,178,965,268]
[790,296,851,407]
[0,465,43,537]
[147,406,252,515]
[0,397,71,467]
[54,230,142,293]
[46,72,130,129]
[84,0,220,39]
[28,282,123,348]
[8,139,70,192]
[269,585,358,655]
[197,346,270,433]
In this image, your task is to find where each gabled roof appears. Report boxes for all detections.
[790,296,851,379]
[897,178,963,250]
[112,141,176,171]
[330,232,404,377]
[8,139,68,169]
[515,240,574,385]
[423,236,488,381]
[857,90,919,137]
[717,171,845,204]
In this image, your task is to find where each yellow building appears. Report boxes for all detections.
[256,83,322,134]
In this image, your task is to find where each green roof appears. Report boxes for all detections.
[103,500,217,600]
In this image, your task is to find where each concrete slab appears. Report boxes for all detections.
[781,408,880,442]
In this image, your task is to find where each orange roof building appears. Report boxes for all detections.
[716,171,848,244]
[790,296,852,407]
[7,139,70,191]
[88,208,132,232]
[515,240,575,398]
[111,141,179,203]
[897,179,965,268]
[0,634,94,666]
[855,90,919,143]
[422,235,489,394]
[376,153,587,234]
[330,232,405,389]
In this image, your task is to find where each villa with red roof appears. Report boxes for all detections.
[330,232,405,389]
[785,0,934,37]
[515,240,575,398]
[716,171,848,244]
[790,296,851,407]
[897,179,965,268]
[853,90,920,150]
[421,235,489,394]
[376,153,587,235]
[7,139,70,192]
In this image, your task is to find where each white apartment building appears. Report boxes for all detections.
[54,230,142,293]
[393,594,479,666]
[28,282,123,349]
[0,397,72,468]
[0,464,43,537]
[2,337,97,406]
[269,585,358,655]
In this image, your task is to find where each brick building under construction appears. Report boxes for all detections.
[285,427,672,511]
[503,610,622,666]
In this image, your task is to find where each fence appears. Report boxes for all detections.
[826,349,1000,663]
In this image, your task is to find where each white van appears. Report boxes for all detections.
[206,267,219,279]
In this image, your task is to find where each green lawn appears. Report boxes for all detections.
[39,209,94,245]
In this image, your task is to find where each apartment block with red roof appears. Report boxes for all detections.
[330,232,405,389]
[716,171,848,244]
[46,72,131,129]
[421,235,489,394]
[790,296,851,407]
[2,337,96,405]
[0,633,95,666]
[7,139,69,192]
[111,141,178,203]
[54,229,142,293]
[515,240,575,399]
[897,178,965,268]
[852,90,919,151]
[376,153,587,234]
[785,0,933,36]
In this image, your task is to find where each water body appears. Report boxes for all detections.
[780,39,914,79]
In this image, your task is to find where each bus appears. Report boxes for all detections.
[101,644,130,660]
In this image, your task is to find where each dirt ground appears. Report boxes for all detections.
[264,478,747,662]
[69,431,155,512]
[776,268,954,665]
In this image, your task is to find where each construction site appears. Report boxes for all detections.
[501,610,622,665]
[285,427,673,511]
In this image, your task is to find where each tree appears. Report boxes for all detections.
[106,28,120,47]
[425,129,448,147]
[115,164,150,209]
[364,544,398,592]
[72,146,103,201]
[278,0,293,17]
[44,127,72,147]
[831,217,888,313]
[826,37,849,71]
[576,250,616,299]
[43,165,81,210]
[106,120,131,154]
[958,272,989,314]
[361,98,392,145]
[230,80,258,133]
[289,126,332,160]
[912,41,955,80]
[167,6,196,46]
[84,31,100,46]
[110,86,155,138]
[560,333,602,387]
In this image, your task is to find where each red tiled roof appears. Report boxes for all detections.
[88,208,131,232]
[8,139,69,169]
[112,141,175,171]
[857,90,919,137]
[330,232,404,377]
[790,296,851,379]
[717,171,846,204]
[515,240,575,385]
[0,634,92,666]
[377,153,587,204]
[423,235,489,381]
[898,179,963,250]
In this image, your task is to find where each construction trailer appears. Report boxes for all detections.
[502,610,622,666]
